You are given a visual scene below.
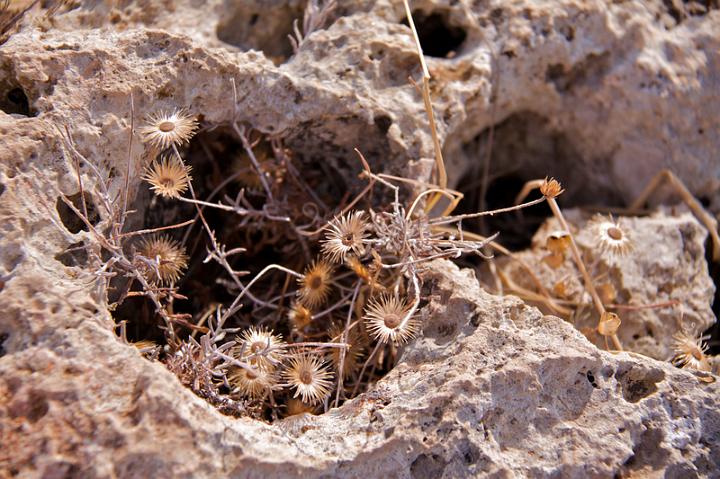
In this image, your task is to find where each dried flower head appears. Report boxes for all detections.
[328,323,365,379]
[235,327,286,369]
[540,177,564,199]
[139,109,198,150]
[297,260,334,308]
[283,354,334,405]
[546,230,571,255]
[228,365,277,399]
[671,330,711,371]
[285,398,316,417]
[142,155,192,199]
[136,235,188,284]
[232,151,269,191]
[321,211,369,263]
[364,294,420,345]
[591,215,633,258]
[289,303,313,331]
[597,311,621,337]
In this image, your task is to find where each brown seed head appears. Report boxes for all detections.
[540,177,564,199]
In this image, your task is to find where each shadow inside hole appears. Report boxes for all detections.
[54,241,89,267]
[452,111,624,250]
[56,192,100,234]
[0,332,8,357]
[112,295,169,346]
[401,9,467,58]
[705,252,720,356]
[0,85,33,117]
[216,0,305,64]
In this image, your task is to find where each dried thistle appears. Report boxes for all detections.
[297,259,334,308]
[289,303,313,332]
[285,398,317,416]
[235,326,287,369]
[590,215,633,258]
[328,323,365,379]
[142,154,192,199]
[540,177,564,199]
[283,354,334,405]
[136,235,188,284]
[139,108,198,150]
[321,211,369,263]
[228,365,278,399]
[364,294,420,345]
[671,329,711,372]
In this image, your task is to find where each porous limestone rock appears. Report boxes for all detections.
[1,259,719,478]
[498,207,716,362]
[1,0,719,477]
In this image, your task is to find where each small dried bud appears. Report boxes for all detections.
[540,177,564,199]
[597,312,621,336]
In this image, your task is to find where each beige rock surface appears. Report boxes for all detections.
[1,0,719,478]
[499,207,716,361]
[1,259,719,478]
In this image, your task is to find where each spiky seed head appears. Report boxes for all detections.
[297,260,334,308]
[142,154,192,199]
[139,109,198,150]
[285,398,317,417]
[289,303,313,331]
[364,294,420,345]
[235,327,286,369]
[540,177,564,199]
[591,215,633,258]
[321,211,369,263]
[228,364,277,399]
[283,354,334,405]
[136,235,188,285]
[671,330,711,371]
[328,323,365,379]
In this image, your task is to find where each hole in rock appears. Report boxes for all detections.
[704,253,720,356]
[402,10,467,59]
[0,82,34,116]
[110,122,403,421]
[453,111,623,250]
[617,365,664,403]
[663,0,719,26]
[216,0,305,64]
[54,241,89,267]
[0,332,8,357]
[402,10,467,58]
[56,192,100,234]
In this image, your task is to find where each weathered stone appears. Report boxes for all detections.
[0,0,718,477]
[499,207,716,361]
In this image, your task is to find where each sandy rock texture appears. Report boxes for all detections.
[1,260,719,478]
[1,0,719,478]
[499,207,716,361]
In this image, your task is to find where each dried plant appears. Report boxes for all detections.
[42,5,717,425]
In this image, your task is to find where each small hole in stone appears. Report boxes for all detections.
[216,2,305,64]
[0,332,8,357]
[0,84,34,117]
[374,114,392,134]
[401,10,467,58]
[56,192,100,234]
[54,241,89,267]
